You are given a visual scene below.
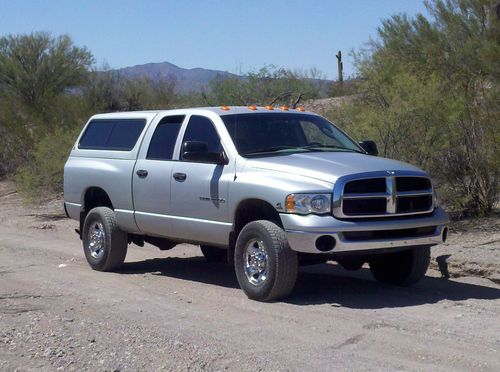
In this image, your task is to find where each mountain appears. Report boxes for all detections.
[116,61,335,94]
[116,61,238,93]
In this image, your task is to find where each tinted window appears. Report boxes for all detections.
[299,120,344,148]
[147,115,184,160]
[181,116,222,158]
[79,121,114,149]
[222,113,360,156]
[79,119,145,151]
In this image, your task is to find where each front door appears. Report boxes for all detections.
[170,115,233,245]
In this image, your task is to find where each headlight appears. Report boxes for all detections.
[285,193,331,214]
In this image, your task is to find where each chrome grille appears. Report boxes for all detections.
[332,172,434,218]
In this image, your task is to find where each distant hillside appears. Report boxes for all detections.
[116,61,238,93]
[115,61,334,94]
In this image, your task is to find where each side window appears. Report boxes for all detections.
[181,115,222,158]
[79,119,145,151]
[146,115,184,160]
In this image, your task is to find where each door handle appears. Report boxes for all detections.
[173,172,187,182]
[136,169,148,178]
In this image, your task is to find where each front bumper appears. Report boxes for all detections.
[282,207,449,254]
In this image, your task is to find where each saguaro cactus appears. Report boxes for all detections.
[336,50,343,84]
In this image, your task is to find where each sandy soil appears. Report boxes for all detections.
[1,181,499,371]
[431,215,500,285]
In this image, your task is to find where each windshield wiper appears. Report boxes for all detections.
[301,144,366,154]
[243,144,366,156]
[243,146,306,156]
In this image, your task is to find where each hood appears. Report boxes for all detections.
[246,152,425,184]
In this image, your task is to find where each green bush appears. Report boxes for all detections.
[16,126,80,200]
[205,65,326,107]
[328,0,499,216]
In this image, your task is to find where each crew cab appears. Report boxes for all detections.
[64,106,449,301]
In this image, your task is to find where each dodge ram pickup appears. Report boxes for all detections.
[64,106,449,301]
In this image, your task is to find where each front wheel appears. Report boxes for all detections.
[234,220,298,301]
[368,246,431,286]
[82,207,128,271]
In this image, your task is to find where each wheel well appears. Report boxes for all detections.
[78,187,114,239]
[233,199,282,235]
[83,187,114,212]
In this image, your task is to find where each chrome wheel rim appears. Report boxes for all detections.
[243,239,269,286]
[88,221,105,259]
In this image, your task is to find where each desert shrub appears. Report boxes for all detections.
[328,0,499,216]
[83,69,180,113]
[0,97,34,177]
[205,65,326,107]
[330,79,361,97]
[0,32,92,119]
[0,32,92,181]
[16,126,80,200]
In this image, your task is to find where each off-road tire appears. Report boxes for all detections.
[235,220,298,301]
[368,246,431,286]
[200,245,227,263]
[82,207,128,271]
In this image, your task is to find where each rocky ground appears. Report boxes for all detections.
[431,214,500,285]
[0,181,499,371]
[303,96,355,116]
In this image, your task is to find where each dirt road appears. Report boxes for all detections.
[1,183,499,371]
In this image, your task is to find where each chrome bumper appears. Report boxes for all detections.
[281,207,449,254]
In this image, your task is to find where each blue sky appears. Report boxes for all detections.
[0,0,428,79]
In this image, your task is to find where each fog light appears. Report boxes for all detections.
[315,235,336,252]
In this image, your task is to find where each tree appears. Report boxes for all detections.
[0,32,93,179]
[328,0,499,215]
[0,32,93,114]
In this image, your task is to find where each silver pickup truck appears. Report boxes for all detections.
[64,106,449,301]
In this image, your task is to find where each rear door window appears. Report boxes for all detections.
[79,119,146,151]
[147,115,185,160]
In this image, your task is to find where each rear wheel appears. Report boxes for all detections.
[234,220,298,301]
[82,207,128,271]
[368,246,431,286]
[200,245,226,263]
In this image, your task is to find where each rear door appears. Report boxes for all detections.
[132,115,185,236]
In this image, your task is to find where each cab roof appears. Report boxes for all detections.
[90,106,316,120]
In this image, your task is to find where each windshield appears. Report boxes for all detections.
[222,113,363,157]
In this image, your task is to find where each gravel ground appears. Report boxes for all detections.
[431,214,500,284]
[1,182,499,371]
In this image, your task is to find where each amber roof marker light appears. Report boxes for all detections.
[221,106,231,111]
[264,105,274,110]
[247,105,257,110]
[280,106,289,111]
[296,106,305,112]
